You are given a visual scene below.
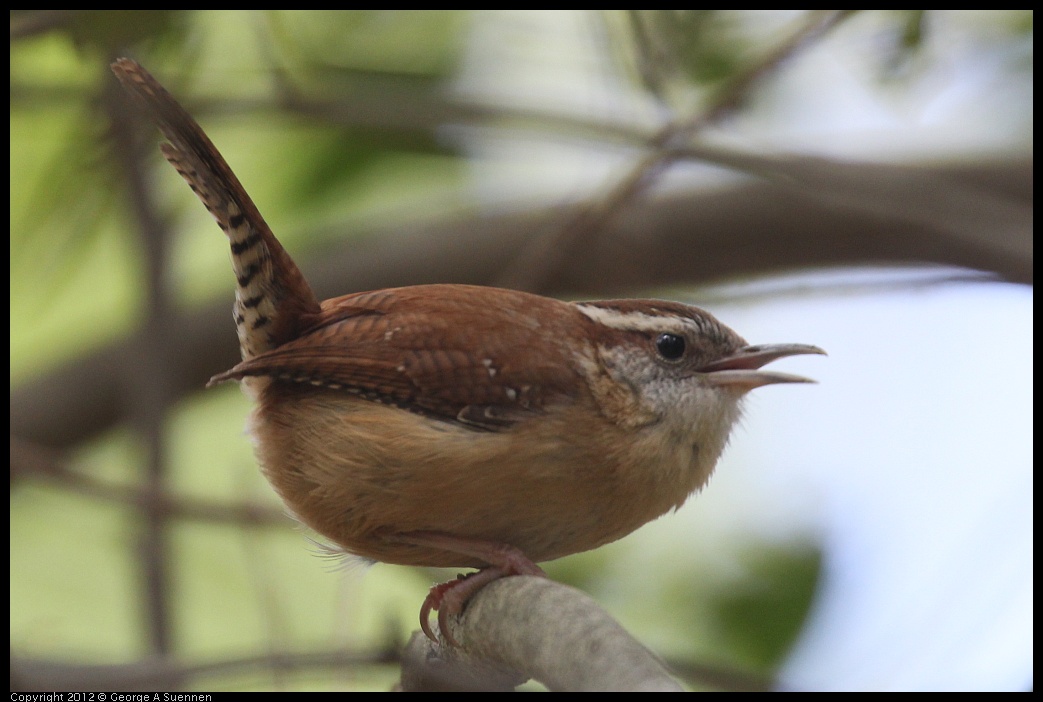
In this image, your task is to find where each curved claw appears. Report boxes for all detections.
[419,588,439,643]
[419,578,457,644]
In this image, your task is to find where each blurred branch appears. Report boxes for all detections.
[9,10,81,41]
[9,155,1031,450]
[497,10,857,290]
[669,143,1033,265]
[11,647,400,692]
[10,437,287,526]
[105,55,180,655]
[664,10,857,135]
[9,74,654,151]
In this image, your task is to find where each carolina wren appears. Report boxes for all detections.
[112,59,824,643]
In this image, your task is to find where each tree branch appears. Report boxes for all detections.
[400,576,683,692]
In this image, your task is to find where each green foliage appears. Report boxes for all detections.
[709,543,821,673]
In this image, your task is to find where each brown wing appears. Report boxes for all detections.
[209,285,588,430]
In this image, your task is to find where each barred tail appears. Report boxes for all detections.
[111,58,320,360]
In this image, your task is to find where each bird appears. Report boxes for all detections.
[111,58,824,645]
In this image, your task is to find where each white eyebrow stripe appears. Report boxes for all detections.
[574,304,693,335]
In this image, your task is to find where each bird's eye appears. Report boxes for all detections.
[655,333,686,361]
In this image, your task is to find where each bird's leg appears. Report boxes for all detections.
[390,530,546,645]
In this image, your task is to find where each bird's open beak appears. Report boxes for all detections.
[699,343,826,389]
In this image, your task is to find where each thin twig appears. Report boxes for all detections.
[11,437,288,526]
[497,10,857,292]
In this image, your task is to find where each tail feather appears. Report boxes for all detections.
[111,58,320,359]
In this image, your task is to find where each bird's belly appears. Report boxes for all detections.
[251,389,714,568]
